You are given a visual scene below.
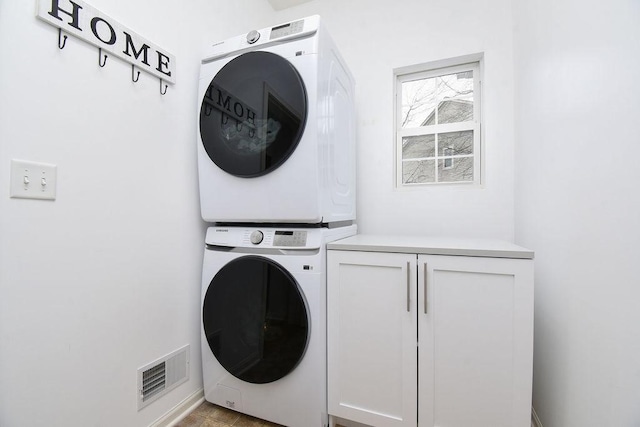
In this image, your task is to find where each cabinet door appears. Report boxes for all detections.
[417,255,534,427]
[328,250,418,427]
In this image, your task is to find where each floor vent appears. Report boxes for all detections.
[142,361,166,402]
[138,344,190,410]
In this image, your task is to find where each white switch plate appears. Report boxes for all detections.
[10,159,57,200]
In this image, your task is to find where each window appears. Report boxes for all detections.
[443,147,454,169]
[395,61,481,186]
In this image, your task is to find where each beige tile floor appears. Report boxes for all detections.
[174,401,283,427]
[175,402,344,427]
[176,401,534,427]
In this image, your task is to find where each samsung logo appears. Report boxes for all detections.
[216,229,229,232]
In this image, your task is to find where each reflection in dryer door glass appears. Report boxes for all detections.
[199,51,307,177]
[220,117,282,155]
[202,83,282,155]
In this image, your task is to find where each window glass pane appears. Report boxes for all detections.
[435,71,474,124]
[438,130,474,156]
[438,157,474,182]
[401,71,474,128]
[402,134,435,159]
[435,99,473,124]
[403,160,435,184]
[401,78,437,129]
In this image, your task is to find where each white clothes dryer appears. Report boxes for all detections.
[197,16,356,225]
[200,225,356,427]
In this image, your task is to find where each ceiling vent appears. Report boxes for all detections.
[138,345,190,410]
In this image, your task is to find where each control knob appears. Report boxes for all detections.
[246,30,260,44]
[250,230,264,245]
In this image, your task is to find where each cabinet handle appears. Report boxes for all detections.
[423,263,428,314]
[406,261,411,312]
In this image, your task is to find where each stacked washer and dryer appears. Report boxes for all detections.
[196,16,357,427]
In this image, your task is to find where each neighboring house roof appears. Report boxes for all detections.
[422,99,473,126]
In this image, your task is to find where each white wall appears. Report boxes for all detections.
[0,1,275,426]
[513,1,640,426]
[270,0,517,239]
[0,0,519,425]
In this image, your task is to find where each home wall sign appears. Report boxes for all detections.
[37,0,176,89]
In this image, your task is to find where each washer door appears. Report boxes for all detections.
[199,51,307,178]
[203,256,309,384]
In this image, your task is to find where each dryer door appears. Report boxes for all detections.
[199,51,307,178]
[203,255,309,384]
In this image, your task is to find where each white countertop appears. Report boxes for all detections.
[327,234,534,259]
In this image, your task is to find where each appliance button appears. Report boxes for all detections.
[250,230,264,245]
[246,30,260,44]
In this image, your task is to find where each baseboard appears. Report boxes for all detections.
[149,388,205,427]
[531,406,543,427]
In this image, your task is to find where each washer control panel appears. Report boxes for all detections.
[206,227,317,249]
[243,229,308,247]
[249,230,264,244]
[273,230,307,247]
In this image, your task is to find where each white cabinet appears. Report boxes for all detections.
[327,236,534,427]
[327,251,418,427]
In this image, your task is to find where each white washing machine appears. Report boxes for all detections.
[197,15,356,225]
[201,225,356,427]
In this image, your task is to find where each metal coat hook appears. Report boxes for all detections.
[58,28,67,49]
[98,48,107,67]
[160,78,168,95]
[131,65,140,82]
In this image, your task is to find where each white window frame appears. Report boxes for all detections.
[395,60,482,187]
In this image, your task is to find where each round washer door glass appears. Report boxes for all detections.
[200,51,307,177]
[203,256,309,384]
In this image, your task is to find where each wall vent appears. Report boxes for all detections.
[138,344,190,410]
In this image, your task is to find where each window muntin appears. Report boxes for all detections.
[396,62,481,186]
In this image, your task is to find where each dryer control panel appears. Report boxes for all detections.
[269,20,304,40]
[201,15,320,62]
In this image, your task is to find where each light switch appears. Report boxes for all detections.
[10,159,57,200]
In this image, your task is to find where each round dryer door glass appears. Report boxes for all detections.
[199,51,307,177]
[203,256,309,384]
